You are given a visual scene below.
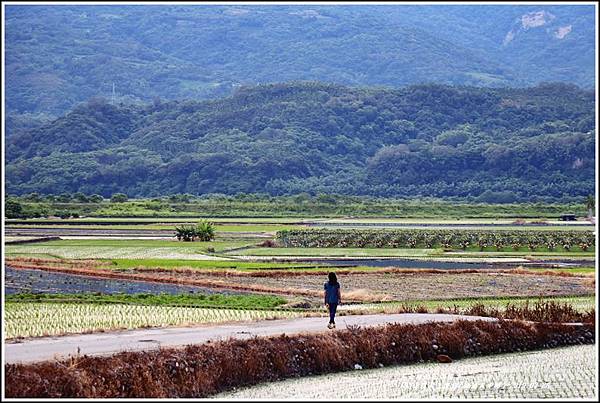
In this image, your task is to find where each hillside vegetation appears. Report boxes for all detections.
[6,82,595,201]
[4,4,594,123]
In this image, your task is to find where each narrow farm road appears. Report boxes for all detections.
[4,313,496,364]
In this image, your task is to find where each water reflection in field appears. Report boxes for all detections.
[4,266,240,295]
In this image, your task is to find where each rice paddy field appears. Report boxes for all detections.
[4,239,251,260]
[3,213,597,399]
[216,344,597,399]
[4,302,305,339]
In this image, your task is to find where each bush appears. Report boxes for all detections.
[175,220,215,242]
[5,199,24,218]
[110,193,128,203]
[89,194,104,203]
[258,239,278,247]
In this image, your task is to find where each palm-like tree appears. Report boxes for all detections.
[585,195,595,218]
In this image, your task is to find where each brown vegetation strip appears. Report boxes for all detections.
[5,320,594,398]
[440,301,595,324]
[7,257,593,279]
[338,301,595,324]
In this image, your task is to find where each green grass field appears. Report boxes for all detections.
[4,239,256,260]
[233,247,442,257]
[106,258,330,271]
[5,239,254,260]
[6,217,310,224]
[7,223,307,232]
[5,292,288,309]
[6,239,249,248]
[522,267,595,275]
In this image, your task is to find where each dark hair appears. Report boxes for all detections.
[328,272,338,285]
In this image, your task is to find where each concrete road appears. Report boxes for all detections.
[4,313,495,364]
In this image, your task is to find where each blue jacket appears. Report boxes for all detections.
[324,281,340,304]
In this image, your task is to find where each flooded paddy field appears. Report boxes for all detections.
[4,266,245,296]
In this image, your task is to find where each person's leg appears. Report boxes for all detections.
[329,303,337,324]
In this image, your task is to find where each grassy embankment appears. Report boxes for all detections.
[9,198,590,219]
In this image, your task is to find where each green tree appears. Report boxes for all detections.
[316,193,337,204]
[89,194,104,203]
[585,195,595,218]
[175,220,215,242]
[175,224,196,241]
[57,193,72,203]
[195,220,215,241]
[110,193,128,203]
[24,192,41,202]
[5,199,23,218]
[73,192,89,203]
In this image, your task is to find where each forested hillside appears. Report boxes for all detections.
[5,4,594,125]
[5,82,595,202]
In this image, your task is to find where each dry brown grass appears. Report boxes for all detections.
[342,300,596,324]
[5,320,594,398]
[583,277,595,288]
[343,289,393,302]
[461,301,596,324]
[505,266,594,278]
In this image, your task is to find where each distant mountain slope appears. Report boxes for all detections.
[5,82,595,201]
[414,5,595,86]
[4,4,594,121]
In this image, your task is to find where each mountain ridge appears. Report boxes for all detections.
[5,4,594,123]
[5,81,595,202]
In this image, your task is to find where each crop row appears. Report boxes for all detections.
[4,303,304,339]
[276,229,596,250]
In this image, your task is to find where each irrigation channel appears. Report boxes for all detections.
[3,266,246,296]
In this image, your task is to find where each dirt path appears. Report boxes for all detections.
[5,313,495,364]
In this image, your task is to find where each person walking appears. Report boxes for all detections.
[324,272,341,329]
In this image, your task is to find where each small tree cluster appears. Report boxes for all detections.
[110,193,128,203]
[175,221,215,242]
